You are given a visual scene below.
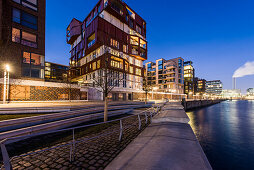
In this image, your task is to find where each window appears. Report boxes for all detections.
[31,53,42,66]
[12,28,20,43]
[22,31,36,42]
[23,52,30,64]
[21,31,37,48]
[136,68,141,76]
[97,60,101,69]
[111,56,123,69]
[136,24,142,34]
[125,62,129,72]
[21,12,38,30]
[13,0,38,11]
[22,52,44,78]
[87,33,95,48]
[123,45,127,53]
[92,62,96,70]
[110,39,119,49]
[12,8,20,23]
[130,66,133,74]
[12,8,38,30]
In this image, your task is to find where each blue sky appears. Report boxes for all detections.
[46,0,254,92]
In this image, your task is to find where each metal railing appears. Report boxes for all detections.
[0,102,166,170]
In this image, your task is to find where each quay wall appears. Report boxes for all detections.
[183,99,223,110]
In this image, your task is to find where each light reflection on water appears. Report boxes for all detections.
[187,100,254,170]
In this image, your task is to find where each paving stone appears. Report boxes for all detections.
[6,115,154,169]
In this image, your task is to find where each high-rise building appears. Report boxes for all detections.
[184,61,195,97]
[66,0,147,100]
[145,57,184,94]
[0,0,46,79]
[194,77,206,95]
[206,80,223,95]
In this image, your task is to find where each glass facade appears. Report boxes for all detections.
[22,52,45,78]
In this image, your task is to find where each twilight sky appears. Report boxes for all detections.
[46,0,254,93]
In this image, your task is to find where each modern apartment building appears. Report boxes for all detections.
[184,61,195,96]
[194,77,206,95]
[247,88,254,96]
[66,0,147,100]
[206,80,223,95]
[45,62,69,82]
[0,0,46,79]
[145,57,184,94]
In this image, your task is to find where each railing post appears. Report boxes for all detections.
[69,142,72,162]
[150,110,153,123]
[72,128,75,161]
[138,114,141,130]
[1,140,13,170]
[145,112,148,124]
[119,120,123,141]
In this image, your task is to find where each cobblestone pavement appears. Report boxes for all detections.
[1,115,151,170]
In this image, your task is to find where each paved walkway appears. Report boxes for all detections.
[105,102,212,170]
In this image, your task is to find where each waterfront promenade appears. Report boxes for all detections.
[106,102,212,170]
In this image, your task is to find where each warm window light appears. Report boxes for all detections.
[5,65,10,72]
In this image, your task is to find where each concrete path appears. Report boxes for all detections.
[105,102,212,170]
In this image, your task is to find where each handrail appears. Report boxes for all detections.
[0,102,167,169]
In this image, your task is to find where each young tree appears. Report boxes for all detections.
[143,75,153,104]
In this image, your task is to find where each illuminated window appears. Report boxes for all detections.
[130,66,133,74]
[97,60,101,69]
[136,68,141,76]
[110,39,119,49]
[123,45,127,53]
[23,52,30,64]
[12,28,20,43]
[125,62,129,72]
[92,62,96,70]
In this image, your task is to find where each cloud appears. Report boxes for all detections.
[233,61,254,78]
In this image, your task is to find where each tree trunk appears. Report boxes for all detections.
[104,96,108,122]
[145,92,147,104]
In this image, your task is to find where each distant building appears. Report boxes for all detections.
[0,0,46,79]
[221,89,241,99]
[194,77,206,95]
[45,62,69,82]
[247,88,254,96]
[145,57,184,94]
[206,80,223,95]
[184,61,195,97]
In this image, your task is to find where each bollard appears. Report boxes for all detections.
[0,140,12,170]
[119,120,123,141]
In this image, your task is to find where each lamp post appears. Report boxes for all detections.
[3,65,10,104]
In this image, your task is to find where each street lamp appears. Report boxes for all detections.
[3,64,10,104]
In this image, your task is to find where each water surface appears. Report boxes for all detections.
[187,100,254,170]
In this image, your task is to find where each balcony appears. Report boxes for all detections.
[66,19,82,44]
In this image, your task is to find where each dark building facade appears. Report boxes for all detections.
[194,77,206,95]
[66,0,147,100]
[0,0,45,79]
[45,62,69,82]
[184,61,195,97]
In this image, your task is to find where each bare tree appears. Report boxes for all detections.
[143,75,153,104]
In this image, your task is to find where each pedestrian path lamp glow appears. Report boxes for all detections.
[3,64,10,104]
